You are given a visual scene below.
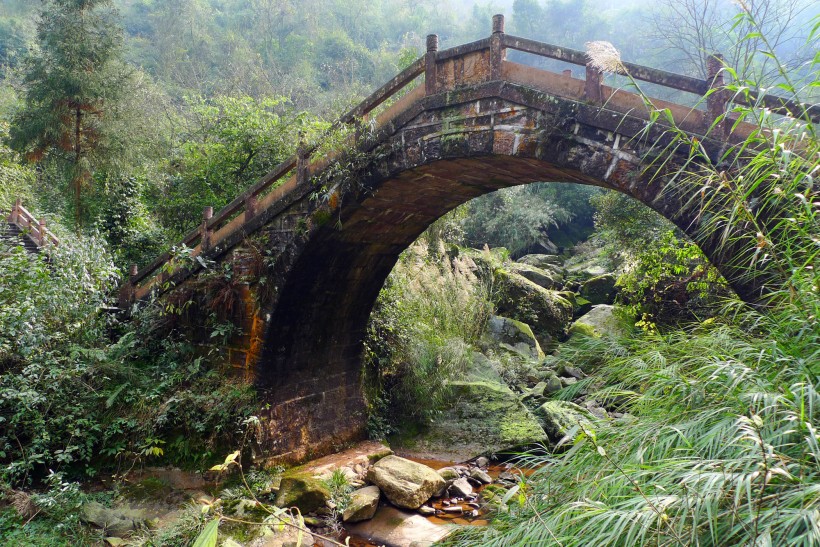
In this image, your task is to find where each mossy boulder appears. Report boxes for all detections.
[535,400,596,443]
[483,315,543,359]
[274,473,330,514]
[81,502,151,537]
[399,380,548,461]
[580,274,617,305]
[518,254,564,269]
[571,305,627,338]
[366,456,444,509]
[495,269,574,348]
[508,263,561,290]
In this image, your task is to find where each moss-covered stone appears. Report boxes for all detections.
[571,305,627,338]
[274,472,330,514]
[580,274,617,305]
[494,269,574,348]
[535,400,595,443]
[396,380,547,461]
[508,263,561,290]
[483,315,543,359]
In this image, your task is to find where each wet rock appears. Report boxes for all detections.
[470,469,492,484]
[450,478,473,498]
[495,269,574,349]
[475,456,490,468]
[484,315,544,359]
[580,274,617,305]
[342,485,380,523]
[418,505,436,516]
[81,502,150,537]
[274,473,330,514]
[437,467,460,481]
[346,506,453,546]
[366,456,445,509]
[535,400,596,443]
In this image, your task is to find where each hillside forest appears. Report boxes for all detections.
[0,0,819,546]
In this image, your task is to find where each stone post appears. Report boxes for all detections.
[201,206,213,252]
[245,195,258,222]
[425,34,439,96]
[119,264,139,308]
[706,52,726,136]
[9,198,21,224]
[490,14,506,81]
[584,63,603,104]
[38,219,47,246]
[297,132,310,185]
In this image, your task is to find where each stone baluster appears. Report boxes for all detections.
[584,63,603,104]
[201,206,213,252]
[706,52,726,136]
[490,14,506,81]
[38,219,47,246]
[425,34,439,96]
[9,198,21,224]
[245,194,258,223]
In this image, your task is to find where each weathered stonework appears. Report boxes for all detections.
[135,31,775,465]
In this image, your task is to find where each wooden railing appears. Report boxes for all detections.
[122,13,819,304]
[5,198,59,248]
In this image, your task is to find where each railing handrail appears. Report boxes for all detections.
[125,14,819,300]
[5,198,60,248]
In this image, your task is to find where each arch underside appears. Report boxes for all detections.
[252,86,751,463]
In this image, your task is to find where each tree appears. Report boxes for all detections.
[7,0,126,227]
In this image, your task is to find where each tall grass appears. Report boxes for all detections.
[447,11,819,547]
[364,240,493,425]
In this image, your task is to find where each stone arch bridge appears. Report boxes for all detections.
[120,15,816,463]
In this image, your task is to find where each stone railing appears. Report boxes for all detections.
[4,198,59,248]
[121,13,818,306]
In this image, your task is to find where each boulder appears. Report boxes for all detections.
[450,478,473,498]
[342,486,381,523]
[437,467,460,481]
[518,254,564,269]
[535,401,595,443]
[81,502,150,537]
[508,263,561,290]
[470,469,492,484]
[483,315,543,359]
[570,304,627,338]
[274,473,330,514]
[396,381,548,462]
[366,456,445,509]
[494,270,574,348]
[542,373,562,394]
[580,274,617,305]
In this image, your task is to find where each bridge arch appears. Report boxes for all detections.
[122,15,811,462]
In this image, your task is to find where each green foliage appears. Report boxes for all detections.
[157,95,318,236]
[615,230,728,328]
[461,184,573,257]
[365,240,494,428]
[447,316,820,546]
[7,0,128,226]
